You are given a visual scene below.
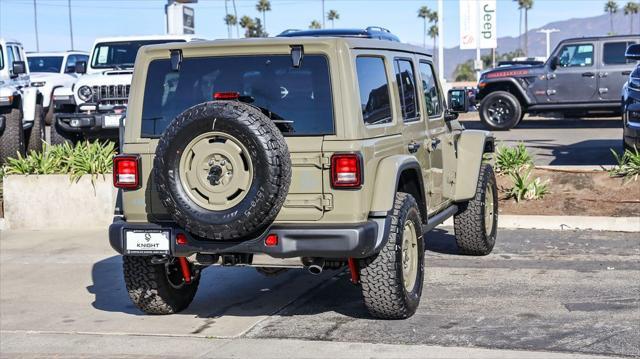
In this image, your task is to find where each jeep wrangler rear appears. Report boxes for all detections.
[109,28,497,319]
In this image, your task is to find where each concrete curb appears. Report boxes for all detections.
[443,215,640,232]
[0,218,4,231]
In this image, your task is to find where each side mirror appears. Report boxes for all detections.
[549,56,559,70]
[75,61,87,74]
[625,44,640,61]
[447,88,469,114]
[12,61,26,76]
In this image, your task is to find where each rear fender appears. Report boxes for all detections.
[369,155,427,220]
[447,130,494,201]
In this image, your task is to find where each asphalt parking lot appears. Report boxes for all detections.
[1,227,638,358]
[460,114,624,166]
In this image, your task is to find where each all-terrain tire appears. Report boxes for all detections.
[154,101,291,241]
[27,104,45,153]
[359,192,424,319]
[0,108,25,164]
[454,163,498,255]
[479,91,522,131]
[50,118,77,146]
[123,256,200,315]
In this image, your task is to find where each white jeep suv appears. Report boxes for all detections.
[27,51,89,125]
[51,35,198,145]
[0,38,44,163]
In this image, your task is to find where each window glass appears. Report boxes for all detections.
[355,56,392,125]
[28,56,64,73]
[394,59,420,121]
[0,46,4,69]
[91,40,186,69]
[141,55,334,137]
[419,61,443,117]
[603,42,636,65]
[558,44,594,68]
[65,55,77,73]
[7,46,15,67]
[13,46,22,61]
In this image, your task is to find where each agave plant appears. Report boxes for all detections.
[507,168,550,202]
[609,147,640,182]
[495,143,533,175]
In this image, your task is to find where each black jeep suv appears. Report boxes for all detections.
[476,35,639,130]
[622,43,640,151]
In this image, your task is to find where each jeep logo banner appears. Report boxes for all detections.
[459,0,497,50]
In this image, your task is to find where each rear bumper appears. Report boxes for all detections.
[109,217,386,259]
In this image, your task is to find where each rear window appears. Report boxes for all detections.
[28,56,64,73]
[356,56,392,125]
[603,41,636,65]
[141,55,334,137]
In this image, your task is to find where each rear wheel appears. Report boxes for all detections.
[479,91,522,131]
[359,192,424,319]
[0,108,25,164]
[27,104,45,153]
[123,256,200,315]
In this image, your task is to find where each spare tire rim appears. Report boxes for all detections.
[179,131,254,211]
[487,99,512,124]
[401,220,419,292]
[484,183,495,236]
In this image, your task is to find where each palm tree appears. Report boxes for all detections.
[519,0,534,56]
[232,0,239,38]
[224,14,237,39]
[428,11,438,53]
[239,15,255,37]
[513,0,523,51]
[327,9,339,29]
[256,0,271,33]
[224,0,231,38]
[309,20,322,29]
[604,0,619,34]
[624,1,639,34]
[417,6,431,49]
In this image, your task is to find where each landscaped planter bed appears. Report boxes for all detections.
[2,174,116,229]
[497,168,640,217]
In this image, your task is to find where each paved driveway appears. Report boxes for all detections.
[460,115,623,166]
[0,227,638,358]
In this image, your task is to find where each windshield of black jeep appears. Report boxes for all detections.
[91,40,185,69]
[28,56,63,73]
[141,55,334,137]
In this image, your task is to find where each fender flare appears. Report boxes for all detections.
[479,78,533,105]
[20,87,40,123]
[449,130,494,201]
[369,155,427,218]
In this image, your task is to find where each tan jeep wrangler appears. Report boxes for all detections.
[109,28,497,319]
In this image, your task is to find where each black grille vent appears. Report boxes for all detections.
[91,84,130,105]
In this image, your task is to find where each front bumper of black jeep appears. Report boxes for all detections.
[109,217,387,259]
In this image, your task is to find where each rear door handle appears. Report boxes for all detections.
[408,142,421,153]
[582,72,595,77]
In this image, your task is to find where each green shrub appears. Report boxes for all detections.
[495,143,533,175]
[609,147,640,182]
[507,168,550,202]
[2,141,116,183]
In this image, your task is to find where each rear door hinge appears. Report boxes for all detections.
[322,194,334,211]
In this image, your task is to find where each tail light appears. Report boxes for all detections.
[331,153,362,189]
[113,155,141,189]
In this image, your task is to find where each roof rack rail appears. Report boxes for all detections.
[277,27,400,42]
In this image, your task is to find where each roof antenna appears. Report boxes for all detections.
[290,45,304,68]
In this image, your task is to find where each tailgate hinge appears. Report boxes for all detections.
[322,194,334,211]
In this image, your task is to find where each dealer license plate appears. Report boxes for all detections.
[103,114,121,128]
[125,230,170,255]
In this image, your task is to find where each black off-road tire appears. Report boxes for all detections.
[359,192,424,319]
[479,91,522,131]
[0,108,25,164]
[454,164,498,255]
[50,118,77,146]
[27,104,45,153]
[154,101,291,241]
[123,256,200,315]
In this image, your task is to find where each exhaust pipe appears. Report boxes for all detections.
[302,257,325,275]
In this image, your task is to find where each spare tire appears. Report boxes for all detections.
[154,101,291,241]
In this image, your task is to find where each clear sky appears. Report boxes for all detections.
[0,0,614,53]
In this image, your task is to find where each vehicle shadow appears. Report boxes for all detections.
[88,229,463,320]
[461,117,622,130]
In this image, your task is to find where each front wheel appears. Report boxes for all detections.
[123,256,200,315]
[479,91,522,131]
[359,192,424,319]
[27,104,45,153]
[454,164,498,255]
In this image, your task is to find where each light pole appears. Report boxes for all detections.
[437,0,444,85]
[33,0,39,51]
[68,0,74,50]
[321,0,325,29]
[537,28,559,59]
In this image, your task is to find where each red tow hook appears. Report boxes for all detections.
[177,257,192,284]
[347,258,360,284]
